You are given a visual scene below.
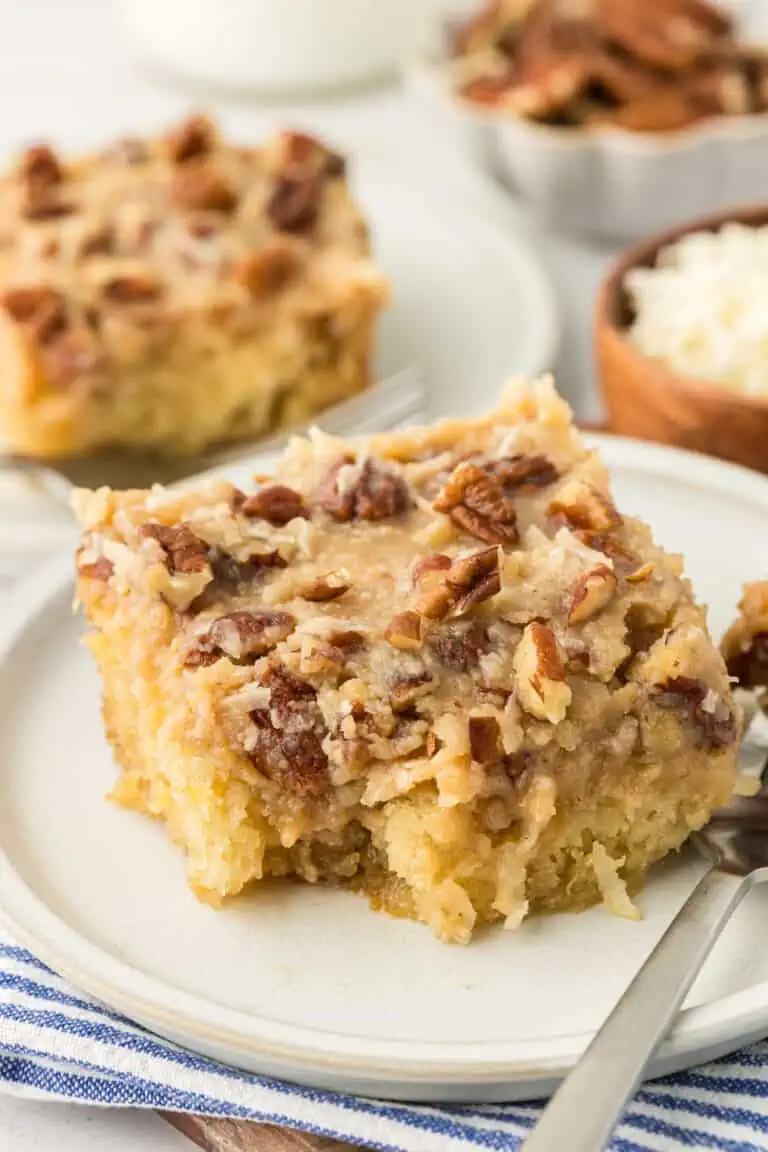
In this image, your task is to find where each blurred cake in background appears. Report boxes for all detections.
[0,116,387,458]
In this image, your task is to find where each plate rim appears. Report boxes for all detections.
[1,433,768,1092]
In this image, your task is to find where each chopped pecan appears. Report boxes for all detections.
[19,144,62,187]
[327,628,365,651]
[428,620,490,672]
[433,460,520,547]
[165,114,216,163]
[102,275,163,304]
[233,240,298,297]
[208,545,285,593]
[298,573,350,602]
[315,456,410,523]
[1,286,68,345]
[385,611,423,652]
[273,131,346,180]
[549,480,622,534]
[236,484,308,525]
[22,188,74,220]
[267,174,323,234]
[446,546,501,610]
[651,676,737,750]
[80,225,116,258]
[495,454,560,491]
[468,716,502,765]
[171,164,238,214]
[416,548,500,621]
[513,621,572,724]
[597,0,731,72]
[389,669,435,714]
[76,555,113,581]
[203,609,295,661]
[140,522,210,575]
[249,664,328,797]
[412,553,452,584]
[568,565,617,625]
[183,648,221,669]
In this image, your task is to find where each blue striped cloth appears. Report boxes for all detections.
[1,933,767,1150]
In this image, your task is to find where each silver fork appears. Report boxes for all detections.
[523,702,768,1152]
[0,365,426,510]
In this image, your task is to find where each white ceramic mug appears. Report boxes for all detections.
[117,0,440,94]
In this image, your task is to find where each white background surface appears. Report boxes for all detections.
[0,0,762,1148]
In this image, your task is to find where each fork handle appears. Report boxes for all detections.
[523,867,750,1152]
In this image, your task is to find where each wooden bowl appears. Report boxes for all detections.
[595,204,768,474]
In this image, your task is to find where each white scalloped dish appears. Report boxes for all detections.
[414,13,768,240]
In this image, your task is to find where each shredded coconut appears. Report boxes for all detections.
[626,224,768,396]
[591,843,641,921]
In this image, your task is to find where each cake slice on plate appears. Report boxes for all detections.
[75,377,738,943]
[0,116,386,458]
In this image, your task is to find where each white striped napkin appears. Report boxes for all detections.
[1,930,767,1152]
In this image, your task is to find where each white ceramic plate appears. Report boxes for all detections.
[1,435,766,1104]
[0,154,560,559]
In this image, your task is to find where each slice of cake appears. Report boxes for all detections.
[0,116,387,458]
[74,378,738,943]
[721,582,768,694]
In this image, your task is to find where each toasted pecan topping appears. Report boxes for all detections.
[447,546,501,611]
[165,114,217,163]
[428,620,490,671]
[385,611,423,652]
[208,545,286,593]
[171,164,238,214]
[315,457,410,523]
[432,456,555,547]
[415,548,500,621]
[102,274,163,304]
[236,484,309,525]
[267,174,323,233]
[77,555,114,581]
[140,521,209,575]
[250,664,329,797]
[19,144,62,187]
[1,286,68,344]
[514,621,571,724]
[274,131,346,180]
[412,553,452,584]
[549,480,622,534]
[568,565,617,625]
[389,670,435,713]
[652,676,737,749]
[468,716,502,764]
[299,573,350,602]
[204,609,295,661]
[233,240,298,297]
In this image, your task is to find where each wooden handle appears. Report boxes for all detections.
[161,1112,364,1151]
